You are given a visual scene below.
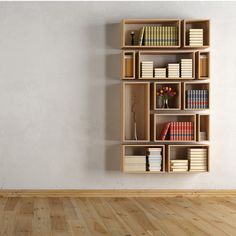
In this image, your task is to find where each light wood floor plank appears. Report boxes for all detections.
[0,197,236,235]
[164,197,234,236]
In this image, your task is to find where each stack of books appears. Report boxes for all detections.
[170,160,188,172]
[168,63,180,78]
[200,55,208,77]
[189,29,203,46]
[141,61,153,78]
[181,59,192,78]
[160,122,194,141]
[139,26,178,46]
[154,68,166,78]
[124,156,146,172]
[147,148,162,172]
[188,148,208,172]
[186,89,209,109]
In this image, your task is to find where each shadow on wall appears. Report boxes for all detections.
[105,23,121,171]
[84,22,121,171]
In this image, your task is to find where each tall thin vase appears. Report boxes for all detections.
[162,98,169,109]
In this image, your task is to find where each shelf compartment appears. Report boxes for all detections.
[138,50,195,80]
[152,82,181,110]
[197,114,210,141]
[121,19,181,49]
[182,19,210,48]
[122,82,150,142]
[153,114,196,142]
[121,144,165,173]
[197,51,210,79]
[183,82,210,110]
[121,51,135,79]
[168,144,209,173]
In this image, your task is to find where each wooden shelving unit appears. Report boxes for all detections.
[121,82,150,142]
[197,51,210,79]
[183,81,210,110]
[168,145,210,173]
[120,18,210,174]
[121,19,181,49]
[138,50,195,80]
[182,19,210,48]
[152,114,196,142]
[122,144,165,173]
[152,82,181,110]
[121,51,136,79]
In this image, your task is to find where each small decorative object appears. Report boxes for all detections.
[157,86,176,109]
[130,31,135,45]
[131,95,138,140]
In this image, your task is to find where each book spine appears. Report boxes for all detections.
[153,26,155,46]
[191,122,194,140]
[184,122,186,141]
[181,122,183,141]
[196,90,199,109]
[144,26,147,46]
[176,122,178,141]
[186,122,189,140]
[187,90,190,109]
[205,90,208,108]
[151,26,154,46]
[170,122,173,140]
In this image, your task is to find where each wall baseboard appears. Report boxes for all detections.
[0,189,236,197]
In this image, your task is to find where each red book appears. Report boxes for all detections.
[177,122,179,141]
[180,122,183,141]
[170,122,174,140]
[160,122,171,140]
[173,122,176,141]
[190,122,194,140]
[183,122,186,141]
[186,122,189,140]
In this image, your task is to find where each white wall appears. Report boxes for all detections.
[0,1,235,189]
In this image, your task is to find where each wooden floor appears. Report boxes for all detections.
[0,197,236,235]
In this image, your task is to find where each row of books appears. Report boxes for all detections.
[186,90,209,109]
[141,60,193,78]
[160,122,194,141]
[188,29,203,46]
[139,26,178,46]
[123,148,163,172]
[147,148,162,172]
[188,148,208,171]
[170,160,188,172]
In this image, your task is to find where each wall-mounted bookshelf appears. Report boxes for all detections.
[182,19,210,48]
[152,82,181,110]
[152,114,196,142]
[121,19,181,49]
[197,114,210,141]
[197,51,210,79]
[183,81,210,110]
[121,82,150,142]
[121,51,135,79]
[168,145,209,173]
[138,50,195,79]
[120,18,210,174]
[122,145,165,173]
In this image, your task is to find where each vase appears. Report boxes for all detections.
[162,98,169,109]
